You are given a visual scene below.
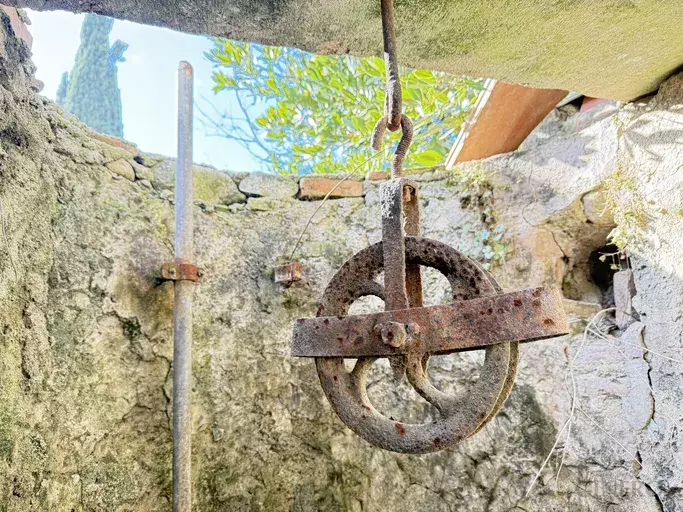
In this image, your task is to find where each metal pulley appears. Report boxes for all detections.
[291,178,568,453]
[289,0,569,453]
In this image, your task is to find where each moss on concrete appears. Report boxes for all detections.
[7,0,683,99]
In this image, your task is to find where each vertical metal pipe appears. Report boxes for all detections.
[173,60,194,512]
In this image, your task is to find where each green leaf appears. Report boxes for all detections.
[204,37,483,175]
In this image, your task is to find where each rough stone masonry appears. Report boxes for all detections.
[1,12,683,512]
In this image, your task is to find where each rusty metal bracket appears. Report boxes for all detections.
[161,260,202,282]
[380,178,422,380]
[292,286,567,357]
[274,261,303,284]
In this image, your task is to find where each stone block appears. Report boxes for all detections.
[366,171,388,181]
[147,161,245,206]
[0,6,32,49]
[128,159,153,182]
[194,166,246,206]
[105,159,135,181]
[298,176,363,200]
[238,172,298,198]
[90,131,138,155]
[246,197,292,211]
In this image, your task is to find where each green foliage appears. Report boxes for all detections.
[61,14,127,138]
[204,39,483,175]
[602,166,649,250]
[56,71,69,106]
[447,165,510,269]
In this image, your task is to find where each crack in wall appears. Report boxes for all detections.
[638,328,657,427]
[635,450,666,512]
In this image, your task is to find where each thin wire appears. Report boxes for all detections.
[577,406,642,468]
[589,328,683,363]
[288,152,382,261]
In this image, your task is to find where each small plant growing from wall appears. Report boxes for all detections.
[446,164,510,269]
[58,14,128,138]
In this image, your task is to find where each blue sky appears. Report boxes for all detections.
[27,9,259,171]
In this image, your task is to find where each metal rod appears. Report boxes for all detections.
[380,0,401,131]
[172,60,194,512]
[371,0,413,179]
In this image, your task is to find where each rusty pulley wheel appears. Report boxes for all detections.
[311,237,518,454]
[291,179,568,453]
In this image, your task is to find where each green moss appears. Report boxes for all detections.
[602,167,647,250]
[446,164,510,269]
[121,316,142,341]
[194,167,246,206]
[247,197,293,211]
[82,460,148,508]
[0,406,16,461]
[396,0,682,100]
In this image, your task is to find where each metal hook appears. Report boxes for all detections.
[371,114,413,179]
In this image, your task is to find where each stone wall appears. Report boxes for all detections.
[1,15,683,511]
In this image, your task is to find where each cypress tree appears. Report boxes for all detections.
[62,14,128,138]
[55,72,69,106]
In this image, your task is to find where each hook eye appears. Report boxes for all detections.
[371,114,413,178]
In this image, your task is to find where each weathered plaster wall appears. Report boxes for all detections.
[1,16,683,511]
[6,0,683,100]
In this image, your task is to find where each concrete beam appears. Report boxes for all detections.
[6,0,683,100]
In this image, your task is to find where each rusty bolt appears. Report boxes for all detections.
[402,185,415,202]
[373,321,418,348]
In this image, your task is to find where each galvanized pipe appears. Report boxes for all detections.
[172,60,194,512]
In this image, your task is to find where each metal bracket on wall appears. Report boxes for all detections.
[274,261,303,284]
[161,260,203,282]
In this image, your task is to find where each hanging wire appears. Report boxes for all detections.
[288,152,383,261]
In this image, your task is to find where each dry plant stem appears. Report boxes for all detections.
[556,309,618,489]
[528,305,683,498]
[288,152,382,261]
[526,308,615,497]
[576,406,642,468]
[588,328,683,363]
[525,418,571,497]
